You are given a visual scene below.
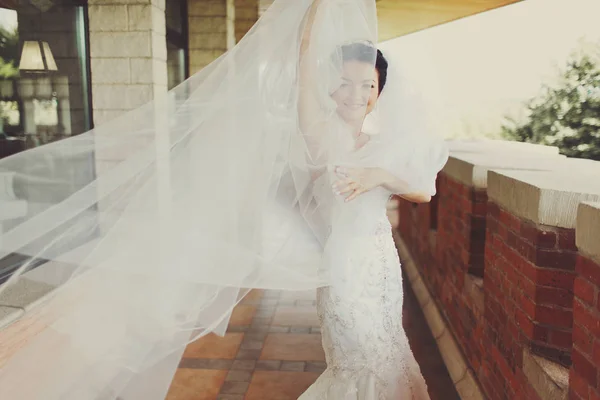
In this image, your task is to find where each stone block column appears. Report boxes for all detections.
[188,0,235,75]
[88,0,168,126]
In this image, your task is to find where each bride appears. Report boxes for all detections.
[0,0,447,398]
[295,2,446,397]
[296,3,446,398]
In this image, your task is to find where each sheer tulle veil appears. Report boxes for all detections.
[0,0,447,398]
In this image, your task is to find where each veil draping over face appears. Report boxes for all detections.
[0,0,447,398]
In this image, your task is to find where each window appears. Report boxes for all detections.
[0,0,92,156]
[166,0,188,90]
[0,0,93,282]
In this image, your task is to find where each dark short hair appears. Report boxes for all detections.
[339,42,388,94]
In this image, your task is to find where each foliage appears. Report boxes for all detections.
[0,26,19,79]
[501,49,600,160]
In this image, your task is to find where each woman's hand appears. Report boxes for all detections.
[332,166,385,202]
[332,166,432,204]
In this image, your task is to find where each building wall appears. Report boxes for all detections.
[187,0,234,75]
[88,0,168,126]
[87,0,259,124]
[187,0,258,75]
[234,0,258,43]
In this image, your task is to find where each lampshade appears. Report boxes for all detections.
[18,41,58,72]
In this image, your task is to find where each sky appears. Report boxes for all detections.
[379,0,600,139]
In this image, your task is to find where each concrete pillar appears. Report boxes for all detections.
[88,0,168,126]
[187,0,235,75]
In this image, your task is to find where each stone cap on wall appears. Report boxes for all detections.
[576,202,600,260]
[487,169,600,228]
[443,152,564,189]
[447,139,559,156]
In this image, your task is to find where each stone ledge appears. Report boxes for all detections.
[576,201,600,260]
[443,152,563,189]
[522,349,568,400]
[487,169,600,229]
[447,139,559,156]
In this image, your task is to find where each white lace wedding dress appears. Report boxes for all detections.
[299,185,429,399]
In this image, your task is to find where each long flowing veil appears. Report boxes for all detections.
[0,0,447,398]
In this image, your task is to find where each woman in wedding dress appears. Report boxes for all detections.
[294,2,446,396]
[0,0,447,398]
[297,20,443,400]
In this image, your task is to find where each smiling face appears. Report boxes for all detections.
[331,60,380,125]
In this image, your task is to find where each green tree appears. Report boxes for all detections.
[501,51,600,161]
[0,26,19,79]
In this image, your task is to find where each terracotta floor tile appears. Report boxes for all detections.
[256,360,281,371]
[271,306,319,327]
[305,361,327,374]
[166,369,227,400]
[220,381,250,395]
[231,359,256,370]
[279,289,317,302]
[241,289,264,304]
[245,371,320,400]
[260,334,325,362]
[168,276,460,400]
[225,370,253,382]
[183,333,243,359]
[268,326,290,333]
[178,358,233,370]
[263,289,283,299]
[281,361,305,372]
[217,395,244,400]
[229,305,257,326]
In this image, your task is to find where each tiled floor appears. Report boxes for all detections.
[166,277,460,400]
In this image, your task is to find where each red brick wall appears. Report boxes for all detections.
[396,171,598,400]
[398,173,490,390]
[486,201,576,366]
[482,201,577,399]
[397,197,432,269]
[570,253,600,400]
[436,174,487,371]
[437,174,488,277]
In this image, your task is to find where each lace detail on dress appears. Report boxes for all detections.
[299,217,429,399]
